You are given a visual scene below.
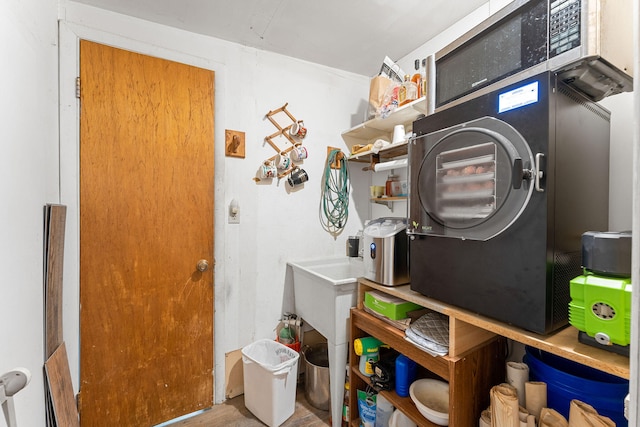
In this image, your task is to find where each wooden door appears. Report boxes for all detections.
[79,40,215,426]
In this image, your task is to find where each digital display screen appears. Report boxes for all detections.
[498,81,539,113]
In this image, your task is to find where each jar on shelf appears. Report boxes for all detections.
[399,75,418,106]
[385,174,399,196]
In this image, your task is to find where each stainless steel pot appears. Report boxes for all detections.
[302,343,330,411]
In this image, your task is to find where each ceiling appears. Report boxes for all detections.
[71,0,487,76]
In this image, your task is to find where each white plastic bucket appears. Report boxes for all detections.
[241,339,300,427]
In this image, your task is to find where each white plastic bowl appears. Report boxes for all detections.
[409,378,450,426]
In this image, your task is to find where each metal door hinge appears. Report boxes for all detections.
[76,77,81,99]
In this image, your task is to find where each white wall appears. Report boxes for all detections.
[58,0,371,407]
[0,0,59,425]
[600,92,635,231]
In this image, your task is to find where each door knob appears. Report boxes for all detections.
[196,259,209,272]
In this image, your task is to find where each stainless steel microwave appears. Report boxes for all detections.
[428,0,633,110]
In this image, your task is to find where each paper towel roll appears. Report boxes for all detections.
[372,158,408,172]
[479,408,491,427]
[490,383,519,427]
[517,408,536,427]
[526,414,536,426]
[525,381,547,420]
[506,361,529,407]
[568,399,615,427]
[539,407,568,426]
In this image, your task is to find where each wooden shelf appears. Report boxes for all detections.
[342,97,427,158]
[358,278,630,379]
[370,196,406,202]
[370,196,407,209]
[349,142,410,163]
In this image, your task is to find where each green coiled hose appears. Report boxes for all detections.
[320,149,349,235]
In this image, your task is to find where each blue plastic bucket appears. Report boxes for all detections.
[524,346,628,426]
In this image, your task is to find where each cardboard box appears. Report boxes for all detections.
[364,290,423,320]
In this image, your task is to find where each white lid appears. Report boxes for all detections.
[364,219,406,238]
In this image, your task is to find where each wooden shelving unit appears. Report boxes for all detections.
[359,279,630,379]
[341,97,427,166]
[343,100,418,212]
[347,278,630,426]
[348,281,506,427]
[341,97,427,152]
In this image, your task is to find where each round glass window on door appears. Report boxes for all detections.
[411,116,536,241]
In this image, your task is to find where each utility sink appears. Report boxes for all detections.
[288,257,362,344]
[287,256,363,427]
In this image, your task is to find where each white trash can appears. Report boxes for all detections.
[241,338,300,427]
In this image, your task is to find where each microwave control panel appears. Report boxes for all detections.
[549,0,581,57]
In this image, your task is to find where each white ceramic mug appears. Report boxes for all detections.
[291,145,308,161]
[275,152,291,170]
[258,163,277,179]
[389,409,417,427]
[290,120,307,138]
[392,124,406,144]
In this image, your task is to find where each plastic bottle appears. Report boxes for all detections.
[395,355,417,397]
[420,58,427,99]
[278,324,294,344]
[278,314,295,344]
[397,79,407,106]
[375,393,394,427]
[342,366,350,426]
[411,59,423,99]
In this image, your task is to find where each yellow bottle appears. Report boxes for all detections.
[397,81,407,106]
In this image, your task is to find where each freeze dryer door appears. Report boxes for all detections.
[408,116,538,241]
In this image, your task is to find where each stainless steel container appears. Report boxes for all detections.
[363,218,409,286]
[302,343,330,411]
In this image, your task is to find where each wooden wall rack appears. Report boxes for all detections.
[259,103,305,180]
